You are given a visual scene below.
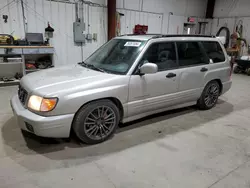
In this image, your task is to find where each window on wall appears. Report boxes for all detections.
[176,42,209,67]
[140,42,178,71]
[202,41,226,63]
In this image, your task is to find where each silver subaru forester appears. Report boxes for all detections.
[11,34,232,144]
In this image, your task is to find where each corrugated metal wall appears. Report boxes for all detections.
[211,17,250,43]
[117,8,163,35]
[0,0,25,37]
[211,0,250,44]
[211,18,235,35]
[0,0,107,66]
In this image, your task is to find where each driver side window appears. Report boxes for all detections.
[140,42,178,72]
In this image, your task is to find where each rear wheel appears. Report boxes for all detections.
[246,68,250,76]
[233,66,241,74]
[198,81,220,110]
[73,100,120,144]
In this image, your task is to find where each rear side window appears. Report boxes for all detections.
[202,41,225,63]
[176,42,209,67]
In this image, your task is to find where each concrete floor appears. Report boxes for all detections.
[1,74,250,188]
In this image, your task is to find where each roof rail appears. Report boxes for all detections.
[152,34,216,38]
[118,34,216,39]
[119,34,162,37]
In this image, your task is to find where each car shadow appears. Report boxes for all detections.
[1,99,234,172]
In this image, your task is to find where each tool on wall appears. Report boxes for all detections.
[134,25,148,35]
[2,15,8,23]
[0,34,15,45]
[45,22,54,44]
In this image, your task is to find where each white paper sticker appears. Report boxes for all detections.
[124,42,142,47]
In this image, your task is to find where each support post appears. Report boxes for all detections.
[206,0,216,18]
[108,0,116,40]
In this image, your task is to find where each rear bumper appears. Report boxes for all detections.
[221,80,232,95]
[10,95,74,138]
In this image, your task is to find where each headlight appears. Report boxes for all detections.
[28,95,43,111]
[28,95,58,112]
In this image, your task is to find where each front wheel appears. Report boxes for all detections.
[198,81,220,110]
[73,100,120,144]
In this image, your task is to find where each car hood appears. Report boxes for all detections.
[21,64,117,96]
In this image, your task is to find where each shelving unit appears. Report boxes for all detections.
[25,69,42,73]
[0,46,54,87]
[0,80,21,87]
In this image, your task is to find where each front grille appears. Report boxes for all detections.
[18,85,28,106]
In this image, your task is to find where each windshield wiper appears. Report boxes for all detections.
[78,61,88,67]
[87,64,107,73]
[78,62,107,73]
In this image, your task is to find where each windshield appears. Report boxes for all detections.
[84,39,146,75]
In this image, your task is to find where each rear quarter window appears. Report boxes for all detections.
[202,41,226,63]
[176,41,209,67]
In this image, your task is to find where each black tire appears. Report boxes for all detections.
[73,99,120,144]
[246,68,250,76]
[233,66,241,74]
[198,81,220,110]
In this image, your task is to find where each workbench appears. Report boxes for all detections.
[0,46,54,87]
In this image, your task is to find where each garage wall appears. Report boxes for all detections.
[117,0,208,34]
[117,9,163,35]
[0,0,107,66]
[210,0,250,42]
[0,0,208,67]
[214,0,249,18]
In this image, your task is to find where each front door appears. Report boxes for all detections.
[127,42,180,117]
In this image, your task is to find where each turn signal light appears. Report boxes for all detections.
[41,98,58,112]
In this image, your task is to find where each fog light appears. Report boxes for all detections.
[25,122,34,133]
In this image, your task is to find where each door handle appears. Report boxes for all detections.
[166,73,176,78]
[200,67,208,72]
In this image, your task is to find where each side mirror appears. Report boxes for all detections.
[140,63,158,75]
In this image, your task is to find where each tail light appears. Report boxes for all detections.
[229,56,234,78]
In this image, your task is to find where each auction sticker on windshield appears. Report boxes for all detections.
[124,41,142,47]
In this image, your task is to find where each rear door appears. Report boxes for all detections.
[176,41,210,103]
[201,41,230,85]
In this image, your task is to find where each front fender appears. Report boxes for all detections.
[51,84,129,116]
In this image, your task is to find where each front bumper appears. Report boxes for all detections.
[10,95,74,138]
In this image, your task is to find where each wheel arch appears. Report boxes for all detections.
[213,79,223,95]
[71,97,124,130]
[205,79,223,95]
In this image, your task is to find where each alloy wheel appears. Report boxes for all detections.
[83,106,116,140]
[204,83,219,107]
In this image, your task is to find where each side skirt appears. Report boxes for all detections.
[122,101,196,123]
